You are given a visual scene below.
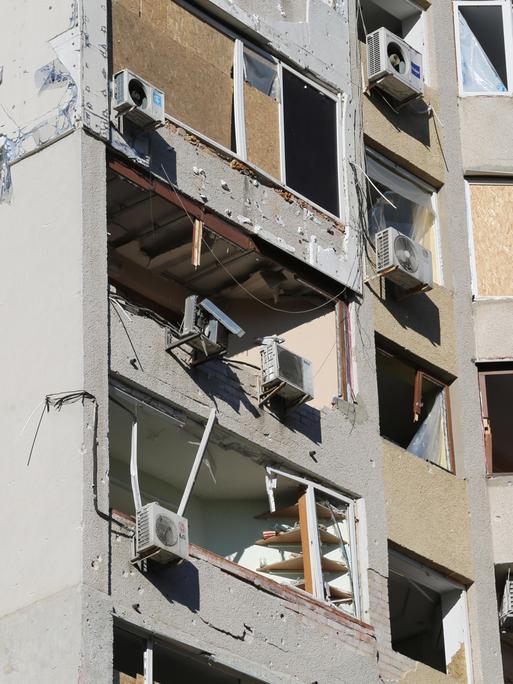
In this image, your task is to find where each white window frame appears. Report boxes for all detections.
[159,1,345,221]
[465,176,513,300]
[389,550,474,682]
[453,0,513,97]
[266,466,362,619]
[366,147,444,285]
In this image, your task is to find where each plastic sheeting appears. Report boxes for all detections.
[458,12,507,93]
[243,47,279,100]
[367,155,435,250]
[407,392,450,470]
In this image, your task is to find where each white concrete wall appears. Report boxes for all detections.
[0,132,87,681]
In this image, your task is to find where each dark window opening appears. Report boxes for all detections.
[376,347,454,472]
[113,626,146,682]
[457,5,508,93]
[478,364,513,474]
[282,69,339,216]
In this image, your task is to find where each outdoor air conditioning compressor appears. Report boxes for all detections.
[375,227,433,293]
[259,341,314,412]
[112,69,165,128]
[367,28,424,103]
[134,502,189,564]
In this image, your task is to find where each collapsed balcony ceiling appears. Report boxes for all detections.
[107,169,325,313]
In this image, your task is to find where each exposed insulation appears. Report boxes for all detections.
[470,183,513,296]
[112,0,235,149]
[244,83,281,179]
[447,643,468,683]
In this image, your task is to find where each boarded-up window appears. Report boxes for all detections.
[243,47,281,179]
[112,0,235,149]
[469,183,513,296]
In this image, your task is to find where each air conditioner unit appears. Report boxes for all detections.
[112,69,165,128]
[367,28,423,103]
[166,295,245,364]
[500,576,513,632]
[375,227,432,292]
[134,502,189,564]
[259,342,314,411]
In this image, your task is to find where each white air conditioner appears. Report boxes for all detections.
[112,69,165,128]
[500,577,513,632]
[367,28,423,103]
[375,227,433,292]
[166,295,245,363]
[134,502,189,564]
[260,342,314,411]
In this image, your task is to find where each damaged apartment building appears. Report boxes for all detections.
[3,0,513,682]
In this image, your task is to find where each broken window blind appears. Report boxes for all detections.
[243,47,281,178]
[457,5,508,93]
[282,69,339,216]
[112,0,236,149]
[469,183,513,296]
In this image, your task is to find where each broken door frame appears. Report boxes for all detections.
[453,0,513,97]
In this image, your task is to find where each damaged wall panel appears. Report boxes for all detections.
[469,183,513,297]
[112,0,235,149]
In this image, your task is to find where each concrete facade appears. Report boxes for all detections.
[1,0,511,683]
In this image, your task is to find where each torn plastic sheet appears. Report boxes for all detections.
[458,12,507,93]
[407,392,450,470]
[243,47,279,100]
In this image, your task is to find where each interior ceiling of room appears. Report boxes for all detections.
[107,170,320,307]
[109,398,283,500]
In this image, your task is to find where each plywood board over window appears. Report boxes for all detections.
[112,0,235,149]
[470,183,513,296]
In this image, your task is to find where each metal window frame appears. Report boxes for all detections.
[266,466,362,619]
[453,0,513,97]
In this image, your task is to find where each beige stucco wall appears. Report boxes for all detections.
[383,440,473,580]
[363,85,445,187]
[460,98,513,174]
[488,479,513,565]
[370,282,457,376]
[473,299,513,360]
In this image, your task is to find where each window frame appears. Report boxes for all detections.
[389,550,474,681]
[465,177,513,300]
[156,1,345,221]
[365,148,444,285]
[376,347,456,473]
[478,366,513,475]
[453,0,513,97]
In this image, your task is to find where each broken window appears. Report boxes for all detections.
[112,0,236,149]
[467,180,513,297]
[113,624,259,683]
[111,1,343,216]
[107,162,352,410]
[478,364,513,474]
[455,1,513,94]
[366,150,441,282]
[389,550,472,679]
[109,383,360,617]
[376,346,454,472]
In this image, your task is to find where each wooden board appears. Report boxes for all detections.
[255,528,343,546]
[112,0,235,149]
[256,503,345,521]
[259,555,347,574]
[470,183,513,296]
[244,83,281,179]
